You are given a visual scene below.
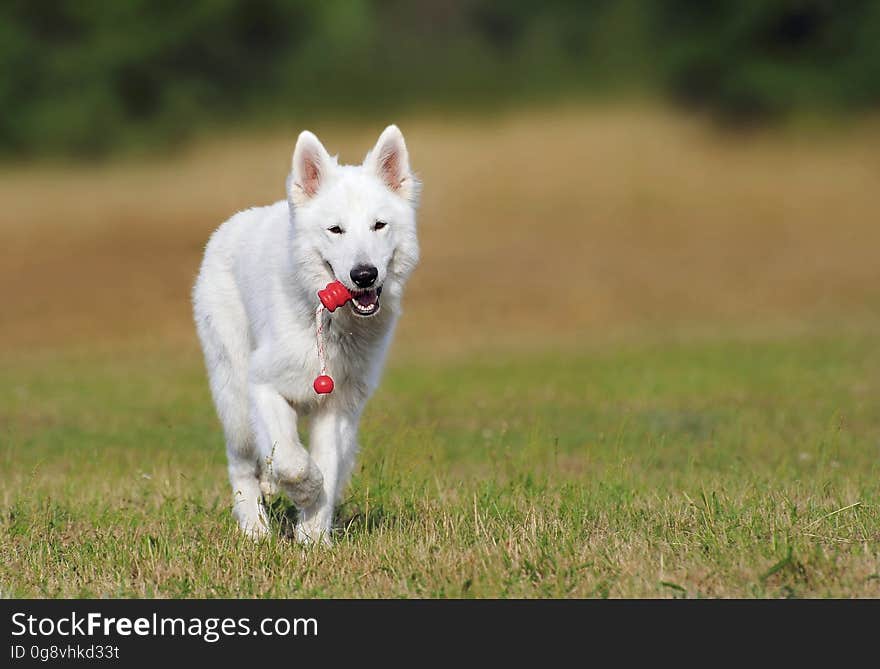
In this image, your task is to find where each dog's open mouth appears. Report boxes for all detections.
[350,286,382,317]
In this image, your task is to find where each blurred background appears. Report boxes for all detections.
[1,0,880,357]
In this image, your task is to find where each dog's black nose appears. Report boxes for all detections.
[350,265,378,288]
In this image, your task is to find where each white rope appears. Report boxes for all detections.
[315,303,327,375]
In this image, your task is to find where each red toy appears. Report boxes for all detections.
[317,281,352,312]
[313,374,334,394]
[313,281,353,394]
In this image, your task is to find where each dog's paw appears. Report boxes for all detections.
[295,521,333,547]
[258,473,279,497]
[278,457,324,509]
[233,502,271,541]
[240,521,271,542]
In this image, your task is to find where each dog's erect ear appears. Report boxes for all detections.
[365,125,419,204]
[289,131,332,206]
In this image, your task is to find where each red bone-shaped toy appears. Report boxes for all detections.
[317,281,352,312]
[313,281,353,394]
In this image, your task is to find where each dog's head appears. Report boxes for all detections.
[287,125,420,318]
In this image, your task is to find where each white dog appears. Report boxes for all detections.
[192,126,420,543]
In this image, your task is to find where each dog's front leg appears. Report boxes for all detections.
[250,383,324,511]
[295,407,360,545]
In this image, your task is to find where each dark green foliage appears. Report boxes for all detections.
[652,0,880,124]
[1,1,878,156]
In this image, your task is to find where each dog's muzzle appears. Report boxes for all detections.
[350,286,382,316]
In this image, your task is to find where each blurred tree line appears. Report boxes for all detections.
[1,0,878,157]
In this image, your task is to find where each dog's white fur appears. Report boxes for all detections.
[192,126,419,543]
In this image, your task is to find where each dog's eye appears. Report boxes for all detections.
[373,221,387,231]
[327,225,344,234]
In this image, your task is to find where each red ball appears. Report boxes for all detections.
[313,375,334,394]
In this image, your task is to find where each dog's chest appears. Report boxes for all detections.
[323,319,384,380]
[273,316,388,410]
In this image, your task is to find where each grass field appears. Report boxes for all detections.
[1,105,879,597]
[2,336,879,597]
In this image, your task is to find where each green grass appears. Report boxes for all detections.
[2,334,879,598]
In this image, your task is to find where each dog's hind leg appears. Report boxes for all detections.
[195,282,269,540]
[211,362,270,539]
[227,449,269,540]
